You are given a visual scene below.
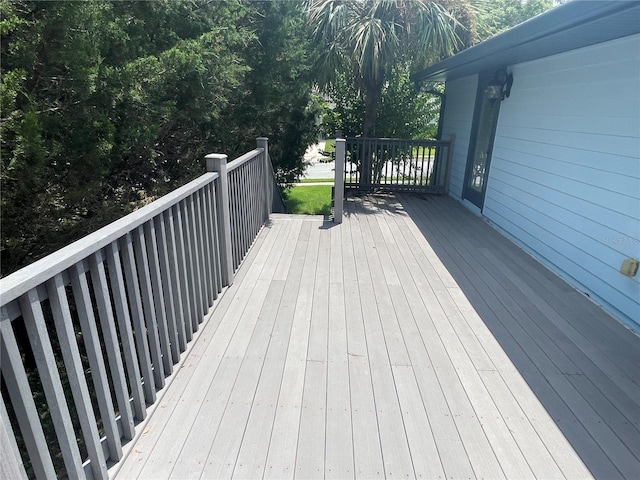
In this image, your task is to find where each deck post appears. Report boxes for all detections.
[444,133,455,194]
[334,138,345,223]
[256,137,271,220]
[206,154,234,287]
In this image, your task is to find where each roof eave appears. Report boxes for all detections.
[412,0,640,83]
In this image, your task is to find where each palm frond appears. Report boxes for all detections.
[411,1,462,65]
[307,0,465,98]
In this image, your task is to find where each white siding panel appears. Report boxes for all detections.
[442,75,478,199]
[483,34,640,329]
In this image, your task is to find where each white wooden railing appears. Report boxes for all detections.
[0,138,274,479]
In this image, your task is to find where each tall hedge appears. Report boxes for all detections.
[1,0,318,275]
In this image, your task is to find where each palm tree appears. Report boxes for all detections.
[307,0,468,137]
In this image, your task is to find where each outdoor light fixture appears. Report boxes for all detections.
[486,69,513,101]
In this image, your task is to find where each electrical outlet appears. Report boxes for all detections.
[620,258,639,277]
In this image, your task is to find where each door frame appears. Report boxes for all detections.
[462,71,503,211]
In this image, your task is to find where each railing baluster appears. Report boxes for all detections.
[46,273,109,479]
[246,162,254,248]
[257,138,270,220]
[19,288,86,478]
[232,174,240,268]
[364,138,370,190]
[120,233,157,403]
[1,394,28,480]
[153,215,181,363]
[251,162,258,240]
[419,143,425,185]
[239,168,246,262]
[403,140,408,186]
[388,144,398,184]
[243,163,252,253]
[251,162,258,241]
[194,190,212,308]
[69,263,123,462]
[186,195,205,320]
[209,181,223,294]
[141,221,174,375]
[0,311,57,480]
[233,169,242,265]
[427,142,432,185]
[88,252,136,441]
[253,160,261,237]
[105,242,147,420]
[201,183,218,302]
[234,174,240,267]
[211,182,222,295]
[251,161,258,237]
[131,226,166,388]
[163,209,188,351]
[174,202,196,340]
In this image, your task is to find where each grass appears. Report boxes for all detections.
[317,139,336,163]
[299,177,334,183]
[324,139,336,153]
[284,185,332,215]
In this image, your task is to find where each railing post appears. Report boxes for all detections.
[206,154,234,287]
[256,137,271,220]
[443,133,455,194]
[334,138,345,223]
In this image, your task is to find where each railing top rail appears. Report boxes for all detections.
[0,171,219,306]
[227,148,263,173]
[345,137,449,145]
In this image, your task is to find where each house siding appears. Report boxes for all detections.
[480,34,640,328]
[441,74,478,199]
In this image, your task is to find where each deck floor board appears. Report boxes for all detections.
[113,194,640,480]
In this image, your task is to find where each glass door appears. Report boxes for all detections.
[463,78,502,210]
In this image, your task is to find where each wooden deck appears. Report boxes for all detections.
[113,194,640,480]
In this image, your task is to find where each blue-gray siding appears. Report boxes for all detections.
[478,34,640,328]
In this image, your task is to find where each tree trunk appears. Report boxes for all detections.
[362,85,381,190]
[363,86,380,137]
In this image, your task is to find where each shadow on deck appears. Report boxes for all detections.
[114,193,640,480]
[374,193,640,479]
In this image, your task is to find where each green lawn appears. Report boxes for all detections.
[299,178,334,183]
[284,185,332,215]
[324,139,336,153]
[317,139,336,162]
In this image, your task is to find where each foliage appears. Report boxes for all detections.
[317,71,365,138]
[313,0,551,141]
[471,0,553,41]
[1,0,318,275]
[320,65,440,139]
[307,0,474,137]
[214,0,320,184]
[376,66,441,138]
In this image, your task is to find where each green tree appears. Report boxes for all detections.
[307,0,468,137]
[319,65,439,139]
[472,0,553,41]
[376,66,440,138]
[216,0,321,184]
[1,0,318,274]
